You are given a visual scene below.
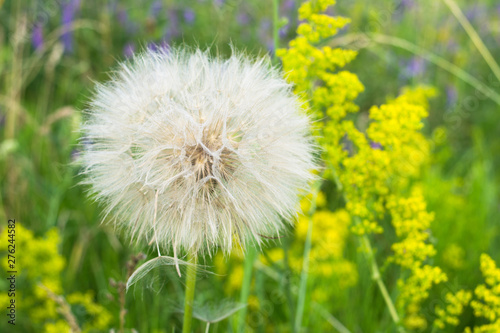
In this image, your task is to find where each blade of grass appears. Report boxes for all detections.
[330,33,500,106]
[442,0,500,83]
[294,180,321,332]
[314,303,352,333]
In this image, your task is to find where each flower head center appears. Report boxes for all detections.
[188,145,214,181]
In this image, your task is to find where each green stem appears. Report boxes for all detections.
[329,33,500,106]
[272,0,280,62]
[182,252,198,333]
[294,181,321,332]
[369,33,500,106]
[442,0,500,83]
[361,235,405,333]
[237,246,257,333]
[314,303,352,333]
[282,237,296,332]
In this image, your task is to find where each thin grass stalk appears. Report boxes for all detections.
[366,33,500,106]
[360,234,405,333]
[314,303,351,333]
[282,237,296,332]
[182,252,198,333]
[294,181,321,331]
[441,0,500,83]
[330,169,403,331]
[273,0,280,62]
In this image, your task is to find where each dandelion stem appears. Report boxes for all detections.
[237,246,257,333]
[182,251,197,333]
[295,180,321,332]
[361,234,405,333]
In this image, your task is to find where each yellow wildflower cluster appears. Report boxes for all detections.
[279,0,445,330]
[465,254,500,332]
[386,190,447,329]
[277,0,364,181]
[339,88,436,239]
[0,224,111,332]
[387,190,437,269]
[434,290,472,330]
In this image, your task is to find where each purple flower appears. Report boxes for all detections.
[147,41,170,53]
[123,42,135,58]
[279,24,289,38]
[282,0,295,11]
[237,12,250,25]
[61,0,81,53]
[465,5,480,21]
[404,57,426,77]
[116,8,137,33]
[183,9,195,24]
[150,1,162,18]
[370,142,382,150]
[401,0,415,9]
[164,10,180,41]
[32,23,44,51]
[446,85,458,108]
[259,19,274,53]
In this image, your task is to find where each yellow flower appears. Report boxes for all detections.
[469,254,500,330]
[434,290,472,329]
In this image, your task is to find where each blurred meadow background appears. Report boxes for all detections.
[1,0,500,332]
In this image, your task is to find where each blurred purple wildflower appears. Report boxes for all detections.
[465,5,480,21]
[370,142,382,150]
[150,1,162,18]
[237,12,250,25]
[401,0,415,9]
[183,9,195,24]
[147,41,170,53]
[404,57,426,77]
[123,42,135,58]
[259,19,274,53]
[446,85,458,108]
[282,0,295,11]
[214,0,224,7]
[32,23,44,52]
[342,136,354,155]
[116,8,137,33]
[279,24,289,38]
[165,10,180,41]
[61,0,81,53]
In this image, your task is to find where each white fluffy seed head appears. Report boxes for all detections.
[80,47,316,256]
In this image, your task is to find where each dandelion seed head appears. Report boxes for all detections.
[80,47,316,255]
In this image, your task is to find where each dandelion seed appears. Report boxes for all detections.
[80,47,316,256]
